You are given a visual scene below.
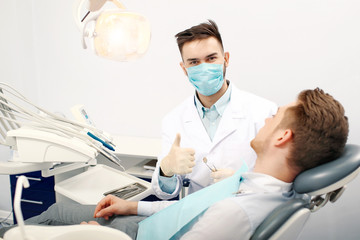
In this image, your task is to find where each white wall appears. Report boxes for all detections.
[0,0,359,238]
[0,0,38,216]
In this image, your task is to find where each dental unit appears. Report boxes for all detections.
[0,82,152,205]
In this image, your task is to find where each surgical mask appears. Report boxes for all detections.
[186,63,224,96]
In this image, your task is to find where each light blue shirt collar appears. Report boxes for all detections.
[194,80,232,119]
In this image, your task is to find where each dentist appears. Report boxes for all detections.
[152,20,278,199]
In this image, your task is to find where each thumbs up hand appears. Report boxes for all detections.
[160,133,196,177]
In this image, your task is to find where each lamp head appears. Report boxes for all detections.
[75,0,151,62]
[93,10,151,61]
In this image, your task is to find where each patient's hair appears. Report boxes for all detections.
[175,20,223,55]
[281,88,349,172]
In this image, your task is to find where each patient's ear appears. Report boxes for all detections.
[275,129,293,146]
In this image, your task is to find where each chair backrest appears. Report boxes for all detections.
[250,198,310,240]
[251,144,360,240]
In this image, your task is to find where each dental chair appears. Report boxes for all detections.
[3,145,359,240]
[251,144,360,240]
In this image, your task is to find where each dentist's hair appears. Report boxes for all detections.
[281,88,349,172]
[175,20,224,55]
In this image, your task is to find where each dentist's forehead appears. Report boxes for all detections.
[181,37,223,58]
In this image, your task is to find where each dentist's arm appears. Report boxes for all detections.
[160,133,196,177]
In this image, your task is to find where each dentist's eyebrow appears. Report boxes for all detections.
[186,52,218,63]
[186,57,200,63]
[206,52,218,58]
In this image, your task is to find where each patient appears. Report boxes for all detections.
[0,88,349,239]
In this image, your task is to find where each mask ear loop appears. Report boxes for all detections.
[223,62,227,78]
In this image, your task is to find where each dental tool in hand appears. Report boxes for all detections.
[203,157,217,172]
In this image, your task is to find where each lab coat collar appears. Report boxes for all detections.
[184,82,246,122]
[183,97,211,145]
[211,83,246,145]
[183,82,246,146]
[194,81,232,119]
[226,83,247,119]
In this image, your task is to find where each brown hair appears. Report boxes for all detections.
[175,20,224,55]
[282,88,349,172]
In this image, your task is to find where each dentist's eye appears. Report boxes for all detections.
[206,56,218,63]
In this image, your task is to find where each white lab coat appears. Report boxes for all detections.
[151,84,277,199]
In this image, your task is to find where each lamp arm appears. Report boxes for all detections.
[73,0,90,31]
[89,0,126,11]
[110,0,126,10]
[81,12,101,49]
[73,0,127,31]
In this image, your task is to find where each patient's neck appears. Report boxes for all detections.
[253,155,295,183]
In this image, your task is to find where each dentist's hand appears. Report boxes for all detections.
[93,195,138,220]
[160,133,196,177]
[211,168,235,183]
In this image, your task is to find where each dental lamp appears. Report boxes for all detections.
[73,0,151,61]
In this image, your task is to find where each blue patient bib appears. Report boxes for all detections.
[137,163,248,240]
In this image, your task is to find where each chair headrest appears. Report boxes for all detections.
[294,144,360,195]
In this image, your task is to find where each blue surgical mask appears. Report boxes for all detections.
[186,63,224,96]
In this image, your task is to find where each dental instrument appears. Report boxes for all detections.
[203,157,216,172]
[87,132,115,151]
[0,82,123,173]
